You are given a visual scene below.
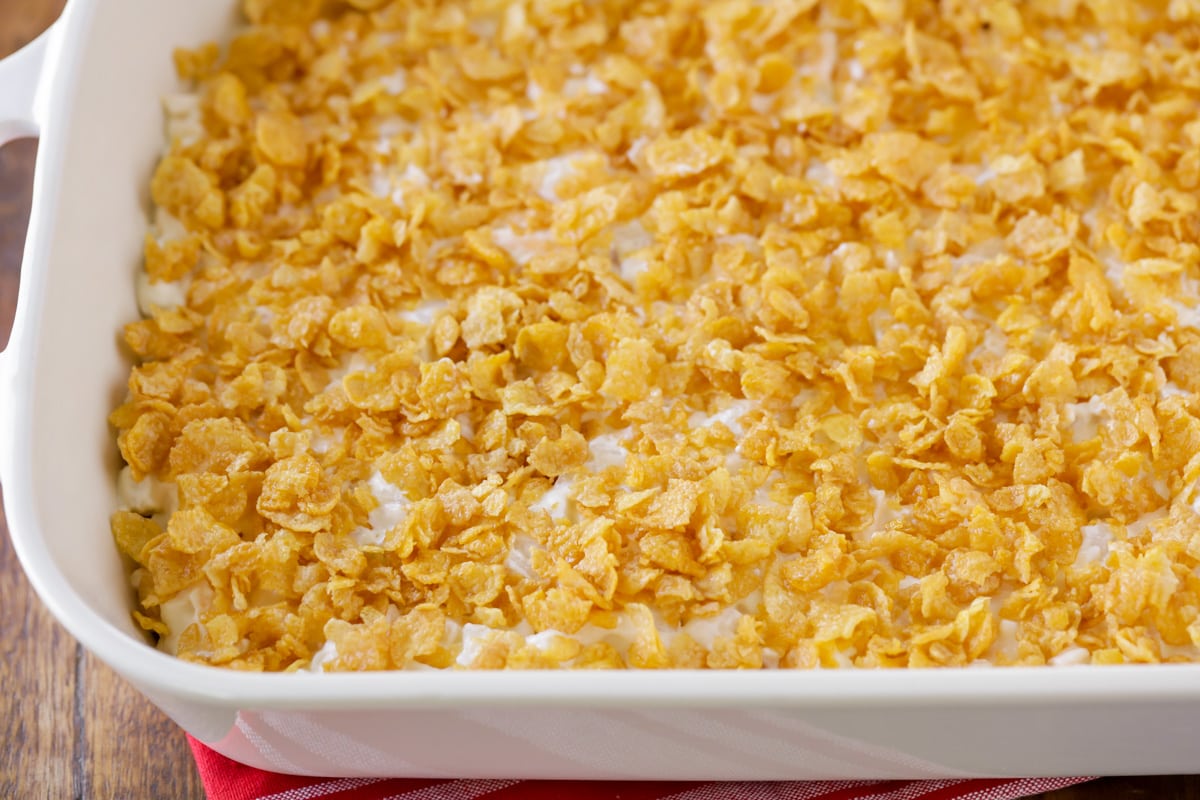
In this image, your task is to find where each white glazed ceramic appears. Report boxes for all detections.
[2,0,1199,780]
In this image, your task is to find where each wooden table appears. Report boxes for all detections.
[2,4,1200,798]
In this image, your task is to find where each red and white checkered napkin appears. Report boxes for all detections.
[188,737,1091,800]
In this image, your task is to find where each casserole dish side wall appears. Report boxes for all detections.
[112,686,1200,779]
[5,0,1200,780]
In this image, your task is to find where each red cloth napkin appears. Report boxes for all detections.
[188,737,1092,800]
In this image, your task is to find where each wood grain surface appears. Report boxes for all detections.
[1,2,1199,798]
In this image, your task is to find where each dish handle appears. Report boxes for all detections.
[0,23,57,479]
[0,24,55,147]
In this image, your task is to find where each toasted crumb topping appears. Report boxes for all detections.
[114,0,1200,670]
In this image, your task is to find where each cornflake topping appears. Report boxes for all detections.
[114,0,1200,671]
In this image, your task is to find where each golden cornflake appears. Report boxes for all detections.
[114,0,1200,672]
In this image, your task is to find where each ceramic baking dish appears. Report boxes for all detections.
[3,0,1200,780]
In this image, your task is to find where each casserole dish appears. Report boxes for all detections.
[3,0,1200,779]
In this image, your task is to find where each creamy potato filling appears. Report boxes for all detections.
[112,0,1200,671]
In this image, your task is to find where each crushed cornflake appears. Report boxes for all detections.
[112,0,1200,672]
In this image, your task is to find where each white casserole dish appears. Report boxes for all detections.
[2,0,1199,779]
